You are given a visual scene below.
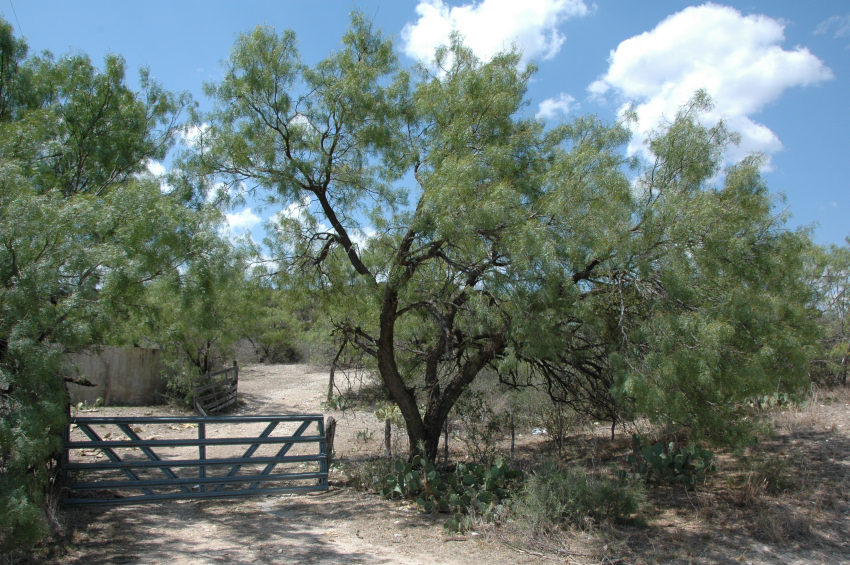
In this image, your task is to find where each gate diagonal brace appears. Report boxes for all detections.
[117,423,191,494]
[75,423,155,497]
[248,420,313,491]
[213,420,279,492]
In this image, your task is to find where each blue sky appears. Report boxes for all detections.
[6,0,849,246]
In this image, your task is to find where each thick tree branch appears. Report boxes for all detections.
[312,188,372,277]
[64,375,96,387]
[571,258,601,284]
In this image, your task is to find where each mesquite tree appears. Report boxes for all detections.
[0,19,216,549]
[195,14,818,460]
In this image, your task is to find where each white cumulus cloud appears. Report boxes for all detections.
[350,227,377,250]
[226,208,261,230]
[401,0,590,64]
[272,196,314,223]
[589,3,833,162]
[537,93,577,120]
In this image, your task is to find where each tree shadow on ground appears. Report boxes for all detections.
[59,489,416,564]
[610,426,850,564]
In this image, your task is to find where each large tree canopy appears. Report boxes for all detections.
[0,19,217,548]
[195,14,819,460]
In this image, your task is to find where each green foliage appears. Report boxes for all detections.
[322,394,353,411]
[0,486,48,552]
[241,286,306,364]
[454,388,509,465]
[380,455,523,531]
[627,434,717,488]
[0,19,203,552]
[197,12,822,464]
[512,462,647,533]
[114,238,258,378]
[807,241,850,385]
[374,402,404,427]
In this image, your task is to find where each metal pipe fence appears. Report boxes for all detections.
[62,414,328,505]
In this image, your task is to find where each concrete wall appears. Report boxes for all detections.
[66,346,166,406]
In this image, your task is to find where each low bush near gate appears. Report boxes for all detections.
[511,461,647,533]
[627,434,716,488]
[380,455,523,531]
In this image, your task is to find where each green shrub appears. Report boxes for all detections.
[338,457,396,492]
[322,394,353,411]
[627,434,716,488]
[380,455,523,531]
[512,462,647,533]
[750,392,795,412]
[739,452,801,503]
[374,402,404,427]
[0,486,50,553]
[454,389,508,465]
[1,349,67,554]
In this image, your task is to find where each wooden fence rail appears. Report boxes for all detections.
[193,361,238,416]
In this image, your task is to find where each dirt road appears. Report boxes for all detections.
[58,364,550,565]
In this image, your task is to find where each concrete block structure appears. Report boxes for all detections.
[66,346,165,406]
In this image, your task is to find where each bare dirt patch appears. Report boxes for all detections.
[54,365,850,564]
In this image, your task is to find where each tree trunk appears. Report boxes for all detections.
[376,274,428,460]
[327,340,346,404]
[326,367,336,405]
[557,403,563,457]
[374,235,506,463]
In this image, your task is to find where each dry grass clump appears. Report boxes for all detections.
[500,385,850,563]
[736,452,803,506]
[751,505,813,543]
[510,460,648,535]
[770,384,850,435]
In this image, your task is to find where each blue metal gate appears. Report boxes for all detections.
[62,414,328,505]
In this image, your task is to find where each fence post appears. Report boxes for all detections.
[61,418,71,469]
[198,422,206,493]
[320,417,335,488]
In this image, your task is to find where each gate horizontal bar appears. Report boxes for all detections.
[66,435,324,449]
[70,414,323,424]
[69,471,326,490]
[62,453,323,471]
[64,484,327,506]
